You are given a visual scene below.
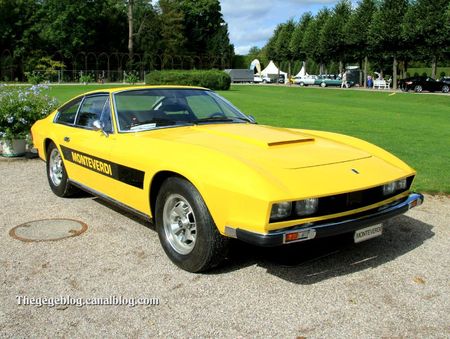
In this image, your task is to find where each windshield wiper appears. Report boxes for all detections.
[195,116,251,124]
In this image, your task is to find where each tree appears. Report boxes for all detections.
[319,0,352,74]
[289,12,313,63]
[402,0,450,78]
[175,0,233,58]
[345,0,376,86]
[301,8,331,74]
[275,19,296,77]
[369,0,409,89]
[158,0,187,57]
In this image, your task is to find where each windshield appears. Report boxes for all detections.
[113,88,252,132]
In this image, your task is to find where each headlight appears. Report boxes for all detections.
[295,198,319,216]
[382,182,396,195]
[395,178,407,190]
[383,179,408,196]
[270,202,292,221]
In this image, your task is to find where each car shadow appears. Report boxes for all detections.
[213,215,434,284]
[90,198,434,283]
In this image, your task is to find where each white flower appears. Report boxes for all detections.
[19,118,27,124]
[7,116,14,124]
[0,132,5,138]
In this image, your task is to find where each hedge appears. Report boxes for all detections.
[145,70,231,90]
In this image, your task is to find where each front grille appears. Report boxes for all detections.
[270,176,414,223]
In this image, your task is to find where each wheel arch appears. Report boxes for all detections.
[43,138,55,159]
[149,170,190,219]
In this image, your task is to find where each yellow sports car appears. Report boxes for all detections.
[31,86,424,272]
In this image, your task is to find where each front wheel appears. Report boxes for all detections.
[320,82,327,88]
[46,142,78,197]
[442,85,449,93]
[155,177,229,272]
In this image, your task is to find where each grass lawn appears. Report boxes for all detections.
[42,84,450,193]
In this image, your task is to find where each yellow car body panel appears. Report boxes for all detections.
[31,86,419,239]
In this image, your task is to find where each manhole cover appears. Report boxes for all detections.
[9,218,88,242]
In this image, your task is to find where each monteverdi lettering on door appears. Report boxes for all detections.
[59,145,145,189]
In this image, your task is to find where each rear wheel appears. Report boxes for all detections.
[414,85,423,92]
[155,177,229,272]
[46,142,78,197]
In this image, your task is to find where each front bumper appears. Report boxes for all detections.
[233,193,424,247]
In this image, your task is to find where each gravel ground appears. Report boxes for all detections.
[0,159,449,338]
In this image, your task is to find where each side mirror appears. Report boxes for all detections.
[92,120,109,137]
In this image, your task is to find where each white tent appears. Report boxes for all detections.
[295,62,309,77]
[261,60,288,82]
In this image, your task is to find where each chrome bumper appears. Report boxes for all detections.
[233,193,424,247]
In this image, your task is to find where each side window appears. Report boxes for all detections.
[55,98,82,125]
[100,97,113,133]
[76,95,109,129]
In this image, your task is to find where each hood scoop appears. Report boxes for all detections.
[191,124,315,148]
[267,138,314,147]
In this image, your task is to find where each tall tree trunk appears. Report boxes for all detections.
[339,60,343,75]
[431,55,436,79]
[393,56,398,90]
[128,0,134,69]
[363,56,368,88]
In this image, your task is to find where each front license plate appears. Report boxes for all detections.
[354,224,383,243]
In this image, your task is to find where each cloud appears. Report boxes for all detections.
[220,0,353,54]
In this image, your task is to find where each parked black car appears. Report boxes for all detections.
[439,76,450,86]
[399,76,449,93]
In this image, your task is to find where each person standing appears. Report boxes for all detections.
[341,72,348,88]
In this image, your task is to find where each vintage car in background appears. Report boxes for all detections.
[31,86,423,272]
[293,75,318,86]
[399,76,449,93]
[314,74,355,87]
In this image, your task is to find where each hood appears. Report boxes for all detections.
[149,124,372,169]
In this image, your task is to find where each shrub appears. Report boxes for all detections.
[145,70,231,90]
[421,72,427,77]
[25,71,45,85]
[0,84,58,141]
[79,74,94,84]
[124,71,139,84]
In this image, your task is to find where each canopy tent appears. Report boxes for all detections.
[295,62,309,77]
[261,60,288,82]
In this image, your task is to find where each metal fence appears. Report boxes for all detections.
[0,50,233,82]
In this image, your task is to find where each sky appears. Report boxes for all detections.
[220,0,353,55]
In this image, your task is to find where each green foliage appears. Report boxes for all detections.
[145,70,231,90]
[124,71,139,84]
[25,72,45,85]
[79,74,94,84]
[0,85,58,140]
[289,13,313,62]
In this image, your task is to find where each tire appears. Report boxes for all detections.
[299,82,305,87]
[155,177,229,272]
[320,82,327,88]
[414,85,423,93]
[442,85,449,93]
[46,142,78,197]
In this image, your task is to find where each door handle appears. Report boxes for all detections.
[64,136,70,142]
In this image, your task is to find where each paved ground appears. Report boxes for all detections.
[0,159,449,338]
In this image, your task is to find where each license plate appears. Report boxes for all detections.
[354,224,383,243]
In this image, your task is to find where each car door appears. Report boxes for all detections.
[54,93,116,194]
[54,93,149,215]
